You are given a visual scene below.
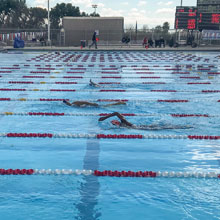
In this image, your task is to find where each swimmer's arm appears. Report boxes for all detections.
[89,79,100,87]
[63,100,72,106]
[103,102,126,107]
[98,112,133,127]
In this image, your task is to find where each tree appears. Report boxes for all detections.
[0,1,100,30]
[0,0,27,28]
[26,7,47,29]
[162,22,170,40]
[50,3,81,29]
[152,25,162,40]
[8,0,29,29]
[154,25,162,32]
[162,22,170,33]
[89,12,100,17]
[81,12,88,17]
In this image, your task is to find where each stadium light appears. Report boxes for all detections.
[92,4,98,14]
[181,0,183,6]
[48,0,50,45]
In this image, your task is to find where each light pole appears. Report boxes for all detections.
[48,0,51,46]
[92,4,98,14]
[180,0,183,6]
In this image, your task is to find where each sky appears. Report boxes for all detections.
[26,0,197,28]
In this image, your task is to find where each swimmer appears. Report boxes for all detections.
[89,79,100,87]
[99,112,192,130]
[63,100,126,107]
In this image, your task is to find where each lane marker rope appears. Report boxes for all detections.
[0,112,214,117]
[202,90,220,93]
[0,88,218,93]
[0,78,218,85]
[0,66,214,71]
[180,77,200,79]
[0,98,219,102]
[0,169,219,179]
[158,100,189,102]
[0,63,217,67]
[171,114,209,117]
[2,73,208,79]
[2,133,220,140]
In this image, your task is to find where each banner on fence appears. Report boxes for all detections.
[202,30,220,40]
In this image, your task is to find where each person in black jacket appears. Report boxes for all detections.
[89,31,97,49]
[148,38,153,47]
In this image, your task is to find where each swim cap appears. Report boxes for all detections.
[111,120,120,126]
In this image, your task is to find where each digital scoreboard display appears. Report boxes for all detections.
[198,13,220,30]
[175,7,197,30]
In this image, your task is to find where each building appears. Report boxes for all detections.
[62,17,124,46]
[197,0,220,13]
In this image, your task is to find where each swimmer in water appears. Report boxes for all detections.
[63,100,126,107]
[89,79,100,87]
[98,112,192,130]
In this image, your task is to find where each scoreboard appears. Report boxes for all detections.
[197,0,220,30]
[175,5,220,30]
[198,13,220,30]
[175,7,197,30]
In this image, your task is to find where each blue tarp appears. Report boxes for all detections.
[13,37,25,48]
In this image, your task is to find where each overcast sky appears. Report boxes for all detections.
[26,0,197,28]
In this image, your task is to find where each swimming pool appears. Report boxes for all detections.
[0,51,219,220]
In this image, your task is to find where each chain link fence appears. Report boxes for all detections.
[0,29,61,47]
[0,28,220,48]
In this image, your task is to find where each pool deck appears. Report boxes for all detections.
[2,45,220,52]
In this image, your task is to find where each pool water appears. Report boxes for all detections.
[0,51,219,220]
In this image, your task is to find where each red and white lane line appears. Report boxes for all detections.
[0,98,220,102]
[8,63,215,67]
[0,98,130,102]
[0,88,220,93]
[0,169,219,179]
[0,70,216,75]
[1,64,216,69]
[0,79,217,85]
[1,133,220,140]
[0,75,205,79]
[1,112,212,117]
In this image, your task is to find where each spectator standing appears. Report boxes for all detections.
[142,37,148,48]
[148,38,153,47]
[169,37,174,47]
[40,36,46,46]
[89,31,98,49]
[160,37,165,48]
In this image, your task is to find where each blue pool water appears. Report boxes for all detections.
[0,51,219,220]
